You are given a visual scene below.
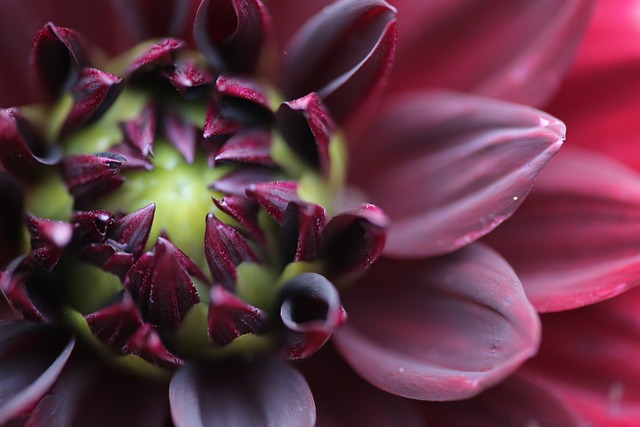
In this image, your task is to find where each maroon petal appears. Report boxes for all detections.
[85,292,143,352]
[204,214,258,289]
[124,237,200,329]
[61,67,124,136]
[164,59,214,98]
[0,173,24,268]
[246,181,299,224]
[524,287,640,426]
[109,203,156,257]
[486,148,640,312]
[28,23,89,102]
[208,285,266,345]
[216,75,271,111]
[321,204,387,276]
[61,152,126,207]
[170,358,315,427]
[123,323,183,368]
[0,258,46,321]
[278,273,346,360]
[125,38,184,75]
[276,92,335,172]
[162,110,198,164]
[350,91,564,258]
[71,210,114,243]
[213,195,265,244]
[120,103,157,157]
[387,0,594,106]
[418,373,581,426]
[215,130,275,165]
[25,215,73,270]
[210,166,278,196]
[281,0,397,124]
[333,243,540,400]
[107,143,154,171]
[0,322,73,425]
[280,201,326,264]
[203,100,242,138]
[193,0,273,74]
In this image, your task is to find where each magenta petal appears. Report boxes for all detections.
[281,0,397,124]
[0,322,73,425]
[350,91,564,258]
[418,373,581,426]
[215,130,275,166]
[61,68,124,136]
[486,148,640,312]
[208,285,266,345]
[387,0,594,106]
[193,0,273,74]
[334,243,540,400]
[246,180,300,224]
[170,358,315,427]
[25,215,73,270]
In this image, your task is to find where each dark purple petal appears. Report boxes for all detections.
[276,93,335,172]
[281,0,397,123]
[487,148,640,312]
[216,75,271,111]
[418,373,581,426]
[208,285,266,345]
[28,23,88,102]
[107,143,154,171]
[25,215,73,270]
[61,152,126,207]
[170,358,315,427]
[245,181,299,224]
[203,100,242,138]
[215,130,274,165]
[124,237,200,329]
[123,323,183,368]
[0,173,24,268]
[162,110,198,164]
[24,346,172,427]
[120,103,157,157]
[213,195,265,244]
[164,59,214,98]
[278,273,346,360]
[0,258,46,321]
[350,91,564,258]
[109,203,156,257]
[85,292,143,352]
[71,210,114,243]
[280,202,326,264]
[210,166,278,196]
[125,38,184,75]
[333,243,540,400]
[0,322,73,425]
[193,0,273,74]
[61,68,124,136]
[204,214,258,289]
[321,204,387,276]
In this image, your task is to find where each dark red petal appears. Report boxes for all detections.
[203,100,242,138]
[125,38,184,75]
[278,273,346,360]
[245,180,299,224]
[164,59,214,98]
[350,91,564,258]
[28,23,89,102]
[123,323,183,368]
[61,152,126,207]
[210,166,278,196]
[208,285,266,345]
[85,292,143,352]
[170,359,315,427]
[107,143,154,171]
[216,75,272,111]
[321,204,387,275]
[193,0,273,74]
[213,195,265,244]
[281,0,397,123]
[0,322,73,425]
[0,173,24,268]
[109,203,156,257]
[334,243,540,400]
[418,373,581,426]
[486,148,640,312]
[162,110,198,164]
[204,214,258,290]
[280,201,326,264]
[276,92,335,172]
[71,210,114,243]
[0,258,46,321]
[120,103,157,157]
[215,130,274,165]
[25,215,73,270]
[61,68,124,136]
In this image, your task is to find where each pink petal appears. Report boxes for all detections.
[387,0,594,106]
[524,287,640,426]
[281,0,397,124]
[333,243,540,401]
[0,322,74,425]
[349,91,564,258]
[170,358,315,427]
[418,373,581,426]
[486,148,640,312]
[547,0,640,171]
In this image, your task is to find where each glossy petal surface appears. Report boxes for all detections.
[334,244,540,400]
[350,91,564,258]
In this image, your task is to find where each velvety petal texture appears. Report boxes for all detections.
[333,243,540,401]
[350,91,564,258]
[486,148,640,312]
[170,359,315,427]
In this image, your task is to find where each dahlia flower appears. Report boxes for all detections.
[0,0,590,425]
